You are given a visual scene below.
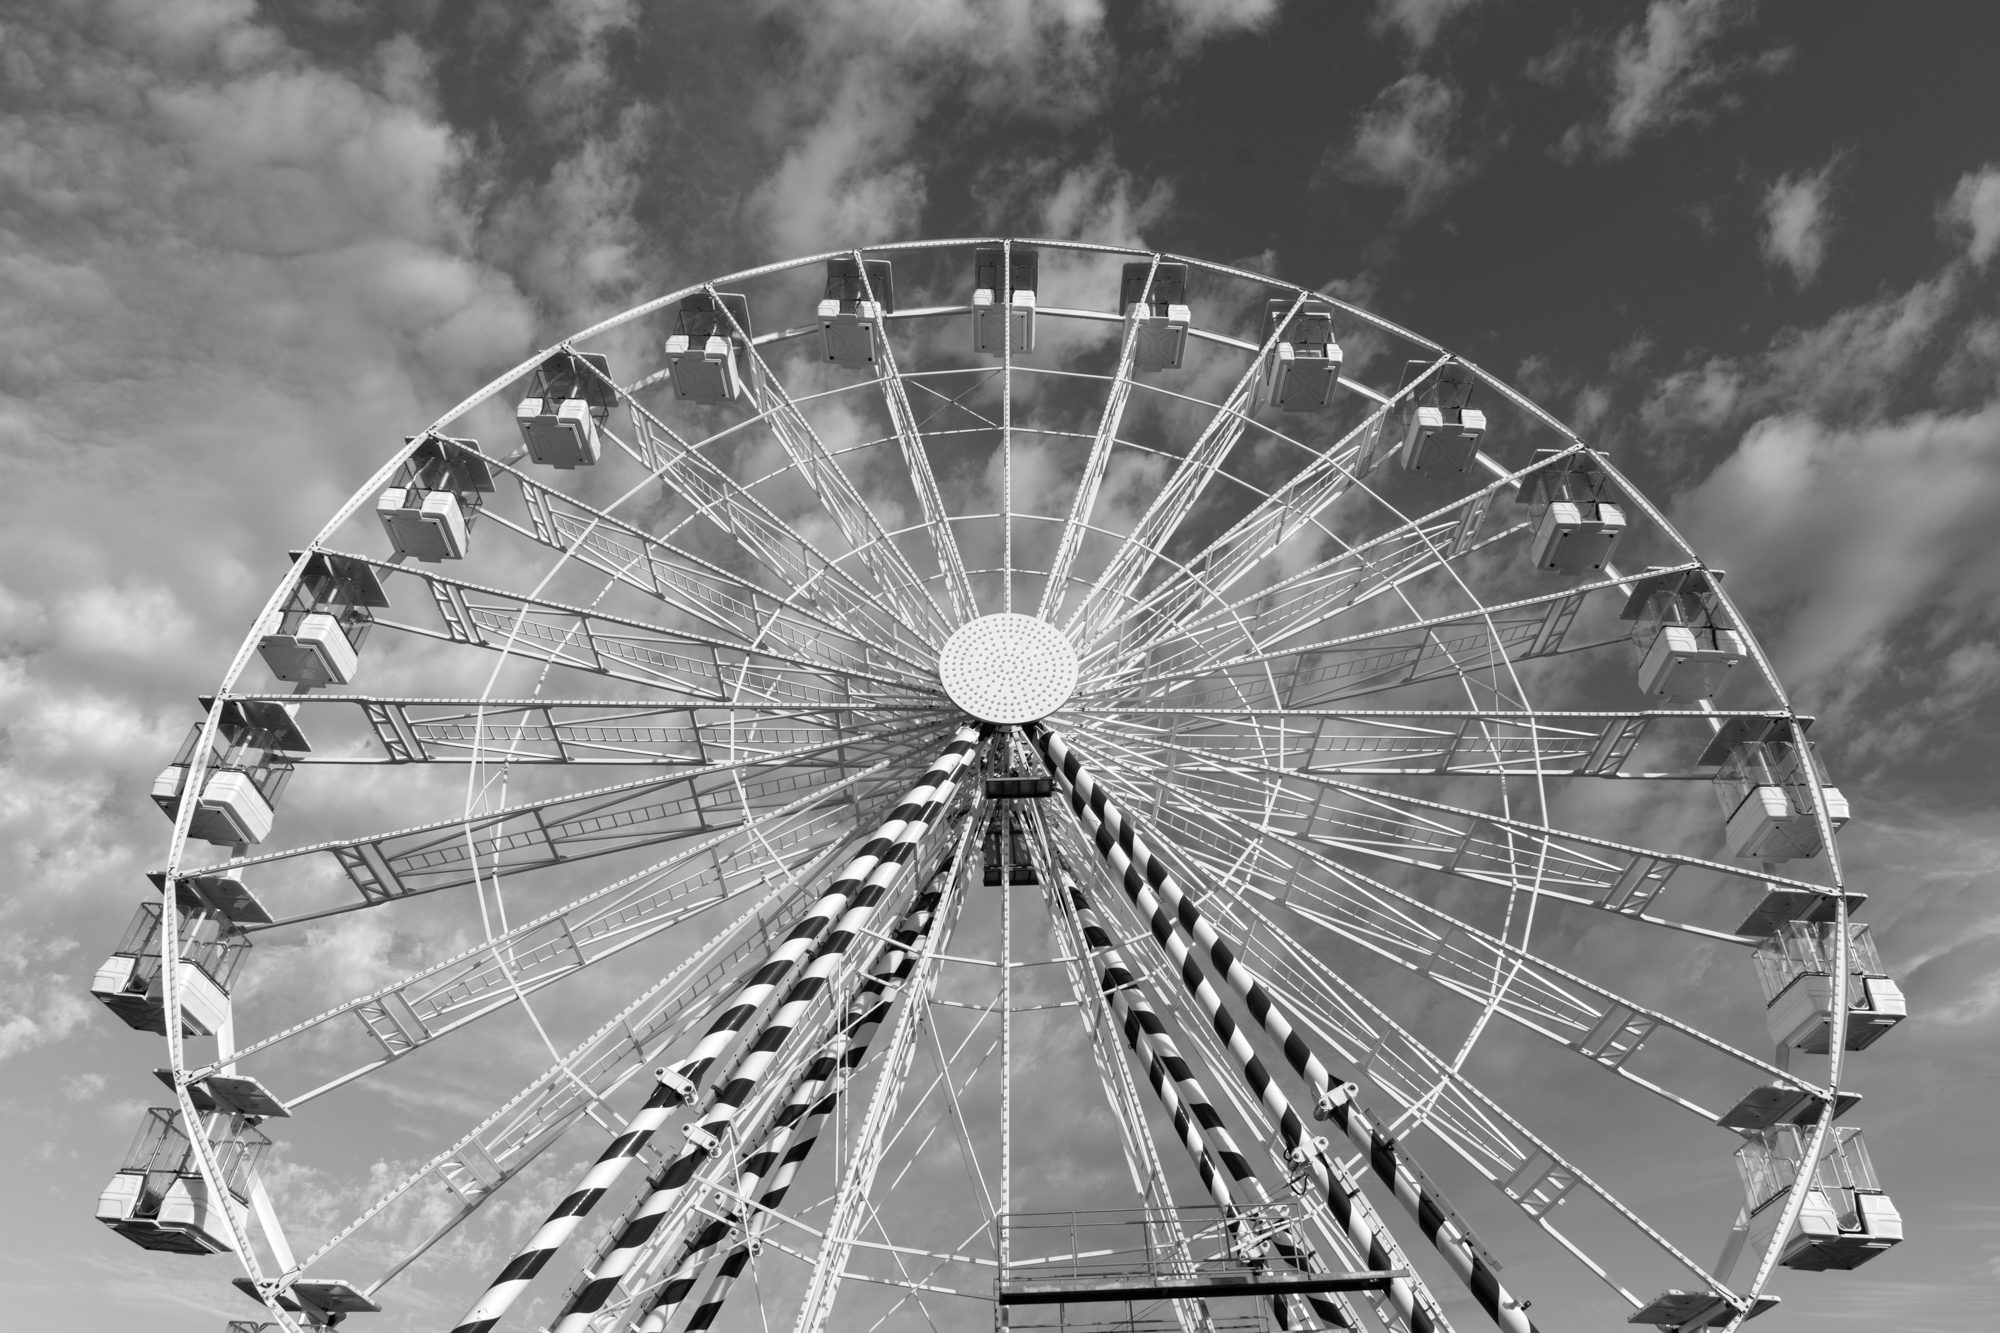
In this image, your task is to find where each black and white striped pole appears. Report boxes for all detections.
[1056,865,1358,1331]
[641,824,973,1333]
[630,867,953,1331]
[1033,723,1540,1333]
[547,726,982,1333]
[447,725,983,1333]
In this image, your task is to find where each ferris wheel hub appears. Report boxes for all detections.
[937,613,1078,724]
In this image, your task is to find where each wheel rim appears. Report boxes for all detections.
[116,238,1876,1333]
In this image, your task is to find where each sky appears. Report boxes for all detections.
[3,1,2000,1331]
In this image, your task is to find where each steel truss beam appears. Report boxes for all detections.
[241,694,951,767]
[207,721,944,909]
[341,548,937,707]
[194,770,906,1100]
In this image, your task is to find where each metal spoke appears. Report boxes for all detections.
[1061,298,1300,650]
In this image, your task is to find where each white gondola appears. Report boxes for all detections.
[258,552,387,687]
[1522,449,1626,573]
[665,292,752,403]
[1736,1126,1903,1271]
[1399,359,1486,476]
[98,1107,270,1256]
[1707,726,1849,860]
[1754,921,1906,1052]
[1622,567,1746,700]
[515,350,614,467]
[91,875,265,1037]
[1260,298,1342,411]
[1121,261,1191,373]
[376,434,493,562]
[152,701,309,846]
[818,257,894,369]
[972,245,1038,355]
[230,1278,381,1322]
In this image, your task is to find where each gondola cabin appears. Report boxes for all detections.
[1261,298,1342,412]
[515,350,615,468]
[1120,261,1191,373]
[1622,568,1746,701]
[152,701,310,846]
[1753,921,1905,1052]
[1521,450,1626,574]
[1704,721,1849,861]
[819,257,894,369]
[1736,1126,1902,1271]
[665,293,753,403]
[97,1107,270,1255]
[257,552,387,687]
[377,434,493,562]
[972,245,1038,356]
[90,875,264,1036]
[1398,359,1487,478]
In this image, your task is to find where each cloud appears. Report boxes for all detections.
[742,0,1281,255]
[1760,158,1837,286]
[1150,0,1281,50]
[1371,0,1482,48]
[0,0,667,1123]
[1941,163,2000,267]
[0,931,94,1063]
[1648,234,2000,748]
[1546,0,1783,160]
[1675,403,2000,713]
[1333,73,1468,214]
[1643,266,1963,433]
[744,1,1115,254]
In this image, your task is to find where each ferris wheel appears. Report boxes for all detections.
[92,239,1908,1333]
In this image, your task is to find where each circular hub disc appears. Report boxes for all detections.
[937,613,1078,724]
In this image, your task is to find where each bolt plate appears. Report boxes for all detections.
[938,614,1078,724]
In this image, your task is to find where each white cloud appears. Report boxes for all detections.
[0,3,659,1093]
[1034,157,1174,246]
[749,79,934,257]
[1941,162,2000,267]
[1643,232,2000,747]
[743,0,1275,255]
[0,932,94,1063]
[63,1071,109,1102]
[1548,0,1782,160]
[1760,159,1836,286]
[1644,266,1962,432]
[1335,73,1468,214]
[1152,0,1281,50]
[1371,0,1481,48]
[1676,403,2000,710]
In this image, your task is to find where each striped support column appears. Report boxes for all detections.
[633,874,949,1331]
[635,867,957,1333]
[1045,762,1439,1333]
[678,1245,750,1333]
[549,728,983,1333]
[1062,870,1355,1331]
[449,726,981,1333]
[1034,724,1540,1333]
